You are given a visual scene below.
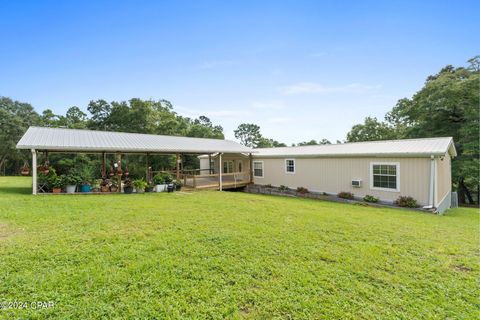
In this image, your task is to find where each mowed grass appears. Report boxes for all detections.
[0,177,478,319]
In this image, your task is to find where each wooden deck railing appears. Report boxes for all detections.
[183,171,250,189]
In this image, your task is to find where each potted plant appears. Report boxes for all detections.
[91,179,101,192]
[123,178,134,194]
[100,178,110,192]
[174,179,183,191]
[110,180,119,192]
[133,179,147,194]
[145,182,154,192]
[64,174,81,193]
[153,173,166,192]
[50,175,64,193]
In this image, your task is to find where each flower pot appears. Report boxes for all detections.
[110,186,118,192]
[66,185,76,193]
[167,183,175,193]
[101,186,110,192]
[80,185,91,193]
[52,187,62,194]
[155,184,166,192]
[136,189,145,194]
[124,186,134,194]
[21,169,30,176]
[175,184,182,191]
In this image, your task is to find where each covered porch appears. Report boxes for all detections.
[16,127,255,194]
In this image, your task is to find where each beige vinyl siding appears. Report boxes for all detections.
[200,154,250,175]
[435,153,452,206]
[253,157,431,205]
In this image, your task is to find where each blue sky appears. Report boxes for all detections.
[1,0,478,144]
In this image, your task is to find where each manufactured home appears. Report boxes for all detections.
[201,137,456,213]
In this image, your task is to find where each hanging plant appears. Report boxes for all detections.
[115,160,122,176]
[124,166,129,177]
[20,161,30,176]
[38,165,49,174]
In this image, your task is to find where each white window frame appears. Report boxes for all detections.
[223,160,234,174]
[285,159,295,174]
[253,161,264,178]
[370,162,400,192]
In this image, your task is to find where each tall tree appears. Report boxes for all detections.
[346,117,398,142]
[234,123,263,147]
[0,97,41,173]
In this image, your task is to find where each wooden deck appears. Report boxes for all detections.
[183,171,250,190]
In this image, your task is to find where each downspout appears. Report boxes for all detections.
[423,155,435,209]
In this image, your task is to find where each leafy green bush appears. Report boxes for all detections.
[279,185,289,191]
[133,178,148,190]
[63,174,82,186]
[338,192,354,200]
[296,187,309,194]
[153,172,173,185]
[363,195,379,203]
[394,196,418,208]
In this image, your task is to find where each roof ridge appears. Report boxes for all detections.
[254,136,453,150]
[28,126,238,143]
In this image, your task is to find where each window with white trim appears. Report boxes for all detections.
[253,161,264,177]
[285,159,295,174]
[371,163,399,191]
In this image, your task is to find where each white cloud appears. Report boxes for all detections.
[279,82,381,95]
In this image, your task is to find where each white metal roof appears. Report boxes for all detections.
[16,126,254,154]
[254,137,456,158]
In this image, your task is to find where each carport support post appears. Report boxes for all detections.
[117,153,122,193]
[249,153,253,183]
[219,153,223,191]
[208,154,212,174]
[31,149,37,195]
[176,153,180,180]
[145,153,150,183]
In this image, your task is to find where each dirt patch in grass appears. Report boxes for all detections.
[452,264,473,272]
[0,223,20,240]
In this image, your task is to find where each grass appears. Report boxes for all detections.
[0,176,478,319]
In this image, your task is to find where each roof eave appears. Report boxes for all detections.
[253,152,448,158]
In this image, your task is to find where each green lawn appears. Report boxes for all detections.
[0,177,478,319]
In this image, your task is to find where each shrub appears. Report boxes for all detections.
[337,191,354,200]
[174,179,183,187]
[394,196,418,208]
[296,187,309,194]
[63,173,82,186]
[153,172,173,185]
[265,184,273,188]
[279,185,289,191]
[363,194,379,203]
[133,178,148,190]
